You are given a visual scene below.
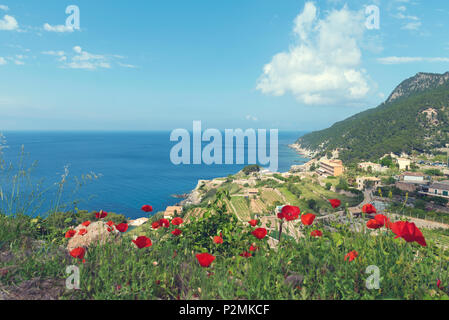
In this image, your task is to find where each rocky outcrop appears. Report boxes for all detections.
[67,221,120,251]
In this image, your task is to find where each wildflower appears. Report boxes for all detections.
[70,247,86,263]
[195,253,215,267]
[362,204,377,214]
[78,228,87,236]
[437,279,443,290]
[132,236,152,249]
[249,244,258,251]
[310,230,323,237]
[153,261,158,266]
[213,235,223,244]
[141,205,153,213]
[329,199,341,209]
[152,221,160,229]
[116,285,122,291]
[115,223,129,233]
[344,250,358,262]
[172,228,182,236]
[391,221,427,247]
[81,221,91,227]
[374,214,392,229]
[366,219,383,229]
[159,218,170,228]
[278,205,300,221]
[95,210,108,219]
[252,228,267,240]
[248,219,259,227]
[240,251,252,258]
[155,280,161,285]
[301,213,316,226]
[171,217,184,226]
[107,227,112,232]
[65,229,76,238]
[106,221,114,227]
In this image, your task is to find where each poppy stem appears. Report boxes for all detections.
[279,221,283,242]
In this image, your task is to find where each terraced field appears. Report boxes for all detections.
[230,196,251,220]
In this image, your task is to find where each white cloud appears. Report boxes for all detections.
[63,46,111,70]
[402,21,421,30]
[378,56,449,64]
[245,115,259,122]
[42,46,137,70]
[43,23,74,33]
[0,5,9,11]
[256,2,371,105]
[0,57,6,65]
[0,15,18,30]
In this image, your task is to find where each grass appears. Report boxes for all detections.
[2,205,449,300]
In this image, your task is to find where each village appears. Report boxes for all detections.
[130,147,449,247]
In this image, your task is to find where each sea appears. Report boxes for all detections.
[0,131,308,219]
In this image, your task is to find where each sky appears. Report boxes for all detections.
[1,0,449,132]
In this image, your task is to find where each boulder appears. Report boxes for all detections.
[67,221,120,251]
[128,217,149,227]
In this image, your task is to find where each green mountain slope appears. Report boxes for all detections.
[297,72,449,163]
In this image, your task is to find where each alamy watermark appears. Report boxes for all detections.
[365,265,381,290]
[365,5,380,30]
[170,121,279,172]
[66,265,80,290]
[66,5,80,30]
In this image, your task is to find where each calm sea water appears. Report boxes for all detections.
[0,131,307,219]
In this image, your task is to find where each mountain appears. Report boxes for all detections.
[296,72,449,163]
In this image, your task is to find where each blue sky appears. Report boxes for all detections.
[1,0,449,131]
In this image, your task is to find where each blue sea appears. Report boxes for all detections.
[0,131,308,219]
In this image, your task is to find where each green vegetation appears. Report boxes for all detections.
[242,164,260,176]
[2,191,449,300]
[297,73,449,162]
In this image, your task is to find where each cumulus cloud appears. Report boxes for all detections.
[0,14,18,30]
[43,23,74,33]
[0,57,6,65]
[256,2,371,105]
[0,5,9,11]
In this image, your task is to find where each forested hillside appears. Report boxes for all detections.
[297,72,449,162]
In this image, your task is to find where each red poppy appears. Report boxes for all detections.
[279,205,300,221]
[65,229,76,238]
[249,244,258,251]
[329,199,341,209]
[172,228,182,236]
[115,223,129,233]
[310,230,323,237]
[107,227,112,232]
[252,228,267,240]
[366,219,383,229]
[132,236,152,249]
[213,236,223,244]
[362,204,377,214]
[374,214,392,228]
[195,253,215,267]
[152,221,160,229]
[107,220,114,227]
[301,213,316,226]
[344,250,358,262]
[70,247,86,263]
[171,217,184,226]
[78,228,87,236]
[81,221,91,227]
[95,210,108,219]
[391,221,427,247]
[141,205,153,213]
[240,251,252,258]
[248,219,259,227]
[159,219,170,228]
[437,279,443,290]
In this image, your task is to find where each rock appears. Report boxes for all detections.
[128,217,149,227]
[67,221,120,251]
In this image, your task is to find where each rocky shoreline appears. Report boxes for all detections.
[288,143,317,159]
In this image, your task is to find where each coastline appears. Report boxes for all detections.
[288,143,317,159]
